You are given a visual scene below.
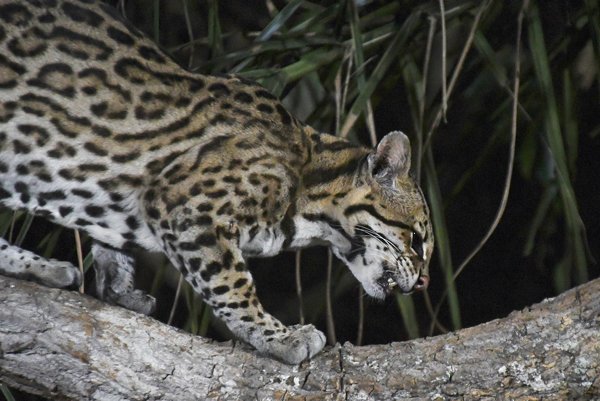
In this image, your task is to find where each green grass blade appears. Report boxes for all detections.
[280,48,342,83]
[179,279,212,336]
[288,3,340,36]
[259,0,304,41]
[348,0,378,144]
[473,32,535,124]
[150,262,167,297]
[0,383,16,401]
[528,3,588,285]
[583,0,600,90]
[401,57,424,136]
[41,228,63,258]
[152,0,160,43]
[523,186,558,256]
[349,1,366,90]
[182,283,199,334]
[246,47,342,93]
[198,36,339,70]
[14,213,34,247]
[400,54,426,178]
[181,0,195,69]
[207,0,223,61]
[426,149,461,331]
[198,303,212,336]
[395,294,419,339]
[358,2,399,27]
[83,250,94,273]
[0,210,14,237]
[231,0,305,73]
[528,5,568,173]
[340,11,420,136]
[473,31,508,88]
[562,69,578,177]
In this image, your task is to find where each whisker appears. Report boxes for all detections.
[351,236,399,263]
[347,246,398,268]
[353,228,402,255]
[354,226,402,253]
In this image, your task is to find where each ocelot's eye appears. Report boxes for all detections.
[410,231,424,259]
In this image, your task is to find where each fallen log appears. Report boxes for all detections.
[0,275,598,400]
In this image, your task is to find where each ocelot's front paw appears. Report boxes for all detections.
[37,259,82,289]
[109,289,156,316]
[264,324,326,364]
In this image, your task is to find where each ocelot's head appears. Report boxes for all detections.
[334,131,434,299]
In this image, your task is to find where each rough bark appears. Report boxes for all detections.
[0,275,598,401]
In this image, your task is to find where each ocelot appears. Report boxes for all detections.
[0,0,433,364]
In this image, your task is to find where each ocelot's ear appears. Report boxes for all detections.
[367,131,411,188]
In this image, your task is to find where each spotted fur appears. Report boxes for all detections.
[0,0,433,364]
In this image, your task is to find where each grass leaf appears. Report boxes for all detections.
[426,149,461,332]
[341,12,420,136]
[395,294,419,339]
[528,2,588,285]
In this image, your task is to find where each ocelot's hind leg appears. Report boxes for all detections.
[0,237,81,288]
[92,241,156,315]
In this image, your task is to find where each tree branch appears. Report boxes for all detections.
[1,275,598,400]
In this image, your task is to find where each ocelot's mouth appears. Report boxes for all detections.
[376,262,411,296]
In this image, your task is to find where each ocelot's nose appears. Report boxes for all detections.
[412,274,429,291]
